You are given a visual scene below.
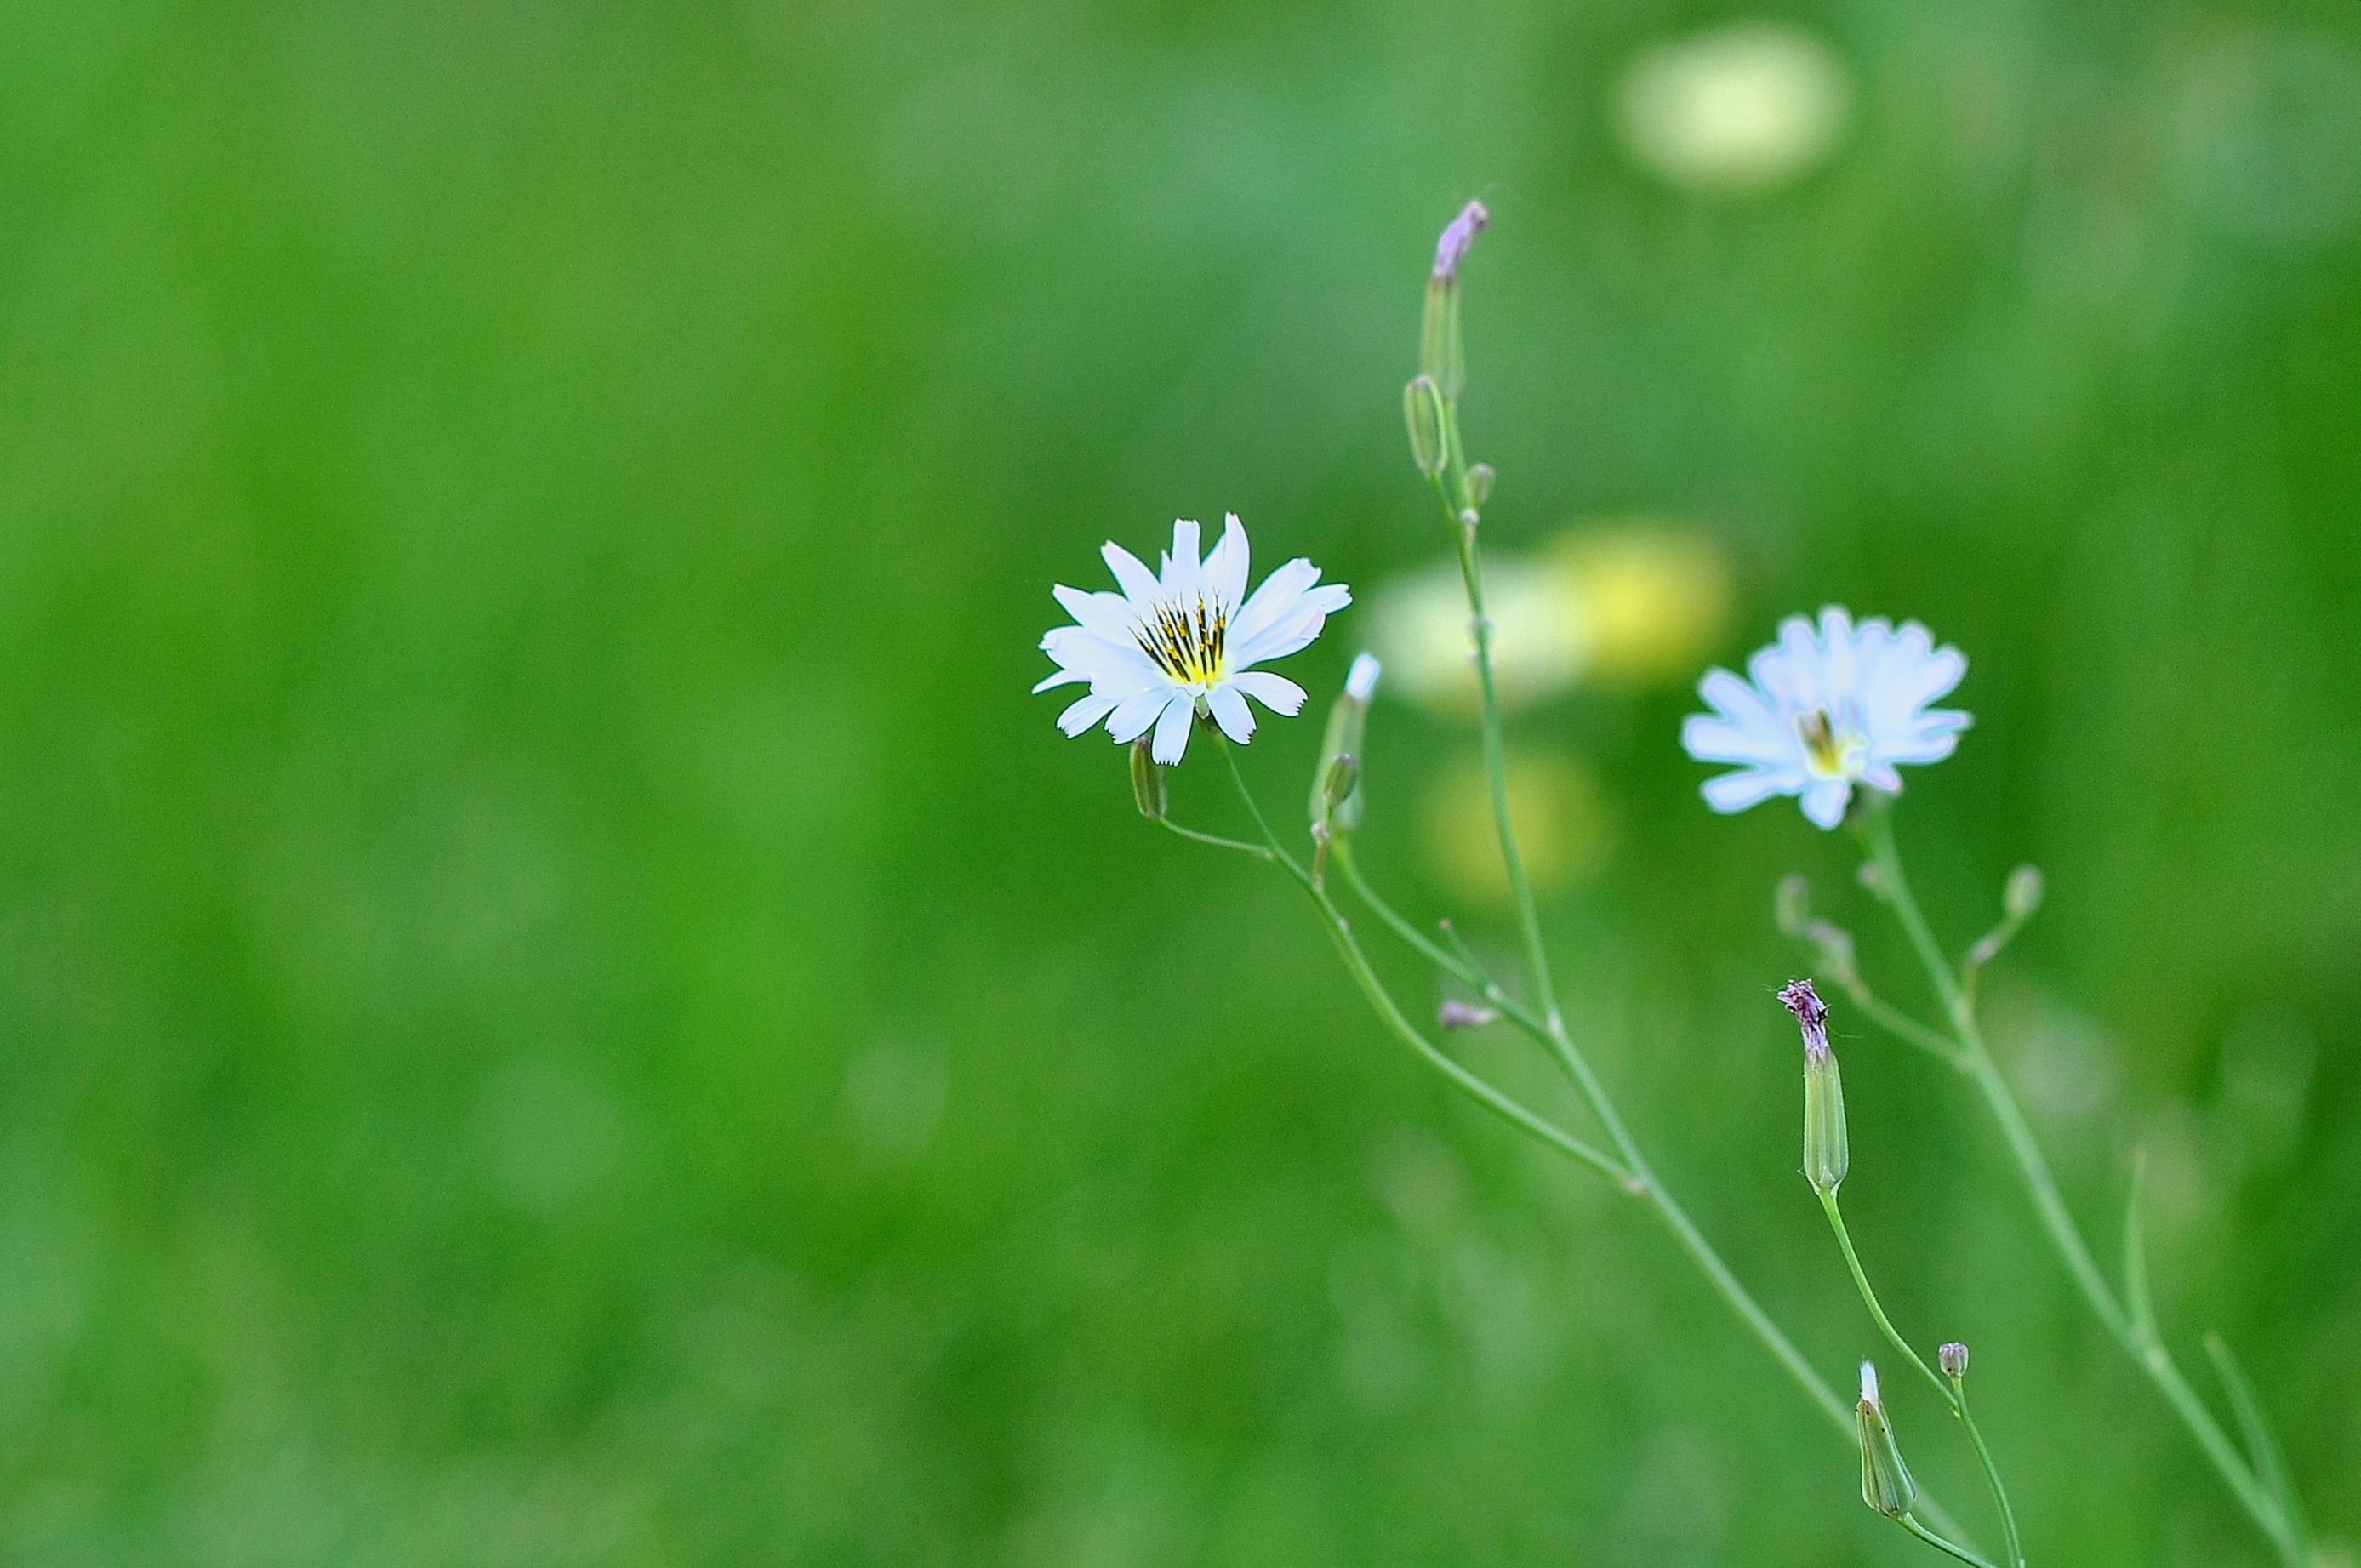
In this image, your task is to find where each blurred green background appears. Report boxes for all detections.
[3,0,2358,1561]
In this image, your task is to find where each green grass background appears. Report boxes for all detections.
[1,0,2358,1561]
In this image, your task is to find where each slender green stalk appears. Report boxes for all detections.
[1952,1374,2025,1568]
[1821,1193,1946,1397]
[1899,1512,2002,1568]
[1831,975,1963,1067]
[1406,397,1983,1546]
[1206,738,1632,1186]
[1155,818,1274,859]
[1822,1191,2025,1565]
[1857,798,2307,1568]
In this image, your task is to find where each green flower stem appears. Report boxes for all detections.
[1210,738,1632,1187]
[1952,1373,2026,1568]
[1831,974,1964,1068]
[1820,1191,1947,1397]
[1332,841,1548,1038]
[1411,400,1977,1548]
[1822,1191,2025,1566]
[1899,1511,2003,1568]
[1155,818,1275,859]
[1857,798,2307,1568]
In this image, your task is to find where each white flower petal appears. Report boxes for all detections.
[1230,670,1307,715]
[1229,557,1321,650]
[1057,690,1120,737]
[1052,584,1141,645]
[1150,691,1197,764]
[1232,583,1351,667]
[1100,541,1163,607]
[1161,519,1202,602]
[1207,684,1256,742]
[1108,689,1170,744]
[1702,767,1799,813]
[1203,514,1250,617]
[1799,778,1851,829]
[1033,666,1090,693]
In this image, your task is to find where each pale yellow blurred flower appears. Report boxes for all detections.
[1615,21,1851,196]
[1367,554,1585,717]
[1550,522,1733,687]
[1420,750,1615,908]
[1368,521,1732,719]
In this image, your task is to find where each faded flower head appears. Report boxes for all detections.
[1682,607,1970,830]
[1432,200,1489,281]
[1035,515,1350,766]
[1776,978,1831,1062]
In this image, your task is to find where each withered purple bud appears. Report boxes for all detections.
[1777,978,1832,1063]
[1432,200,1490,282]
[1438,999,1500,1032]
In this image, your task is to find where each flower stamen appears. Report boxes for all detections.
[1137,596,1227,689]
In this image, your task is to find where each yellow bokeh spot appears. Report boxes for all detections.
[1420,749,1616,909]
[1550,521,1734,687]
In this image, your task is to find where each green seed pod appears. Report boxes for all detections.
[1404,375,1447,477]
[1130,738,1166,821]
[1856,1363,1918,1520]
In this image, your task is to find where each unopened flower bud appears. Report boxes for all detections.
[1419,202,1486,401]
[1404,375,1447,476]
[1856,1362,1918,1520]
[1465,462,1495,509]
[1312,664,1377,835]
[1779,978,1847,1195]
[1321,753,1360,814]
[1856,860,1888,900]
[1938,1342,1970,1379]
[1775,873,1812,938]
[1131,738,1166,820]
[2003,864,2044,921]
[1438,998,1499,1031]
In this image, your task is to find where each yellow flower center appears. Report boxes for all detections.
[1797,709,1865,779]
[1136,596,1228,689]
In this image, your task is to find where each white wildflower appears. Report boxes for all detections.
[1681,607,1970,830]
[1035,514,1351,766]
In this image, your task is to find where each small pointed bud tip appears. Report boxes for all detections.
[1859,1361,1879,1405]
[1464,462,1495,508]
[1431,200,1490,281]
[1938,1342,1970,1379]
[1774,874,1812,938]
[2004,864,2045,921]
[1345,653,1382,703]
[1438,999,1500,1032]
